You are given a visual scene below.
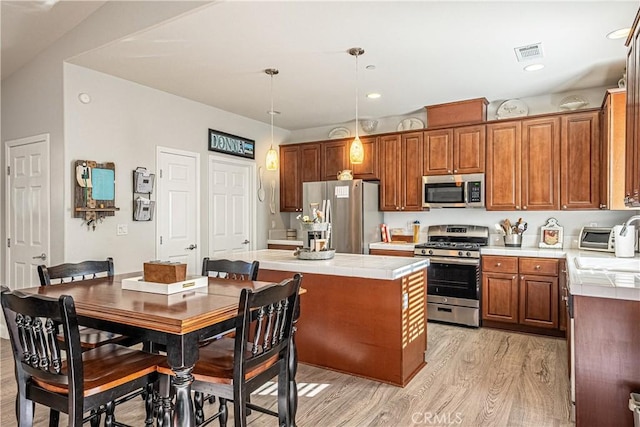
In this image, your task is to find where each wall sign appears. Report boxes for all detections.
[208,129,255,160]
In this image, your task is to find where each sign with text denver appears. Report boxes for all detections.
[208,129,255,160]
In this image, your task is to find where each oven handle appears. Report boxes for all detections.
[425,256,480,266]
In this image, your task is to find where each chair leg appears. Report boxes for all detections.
[194,391,204,425]
[104,401,115,427]
[158,375,173,427]
[144,383,155,426]
[278,364,292,427]
[15,389,35,427]
[89,408,100,427]
[233,390,247,427]
[218,398,228,427]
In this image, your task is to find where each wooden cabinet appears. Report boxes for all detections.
[423,125,485,175]
[321,139,349,181]
[379,132,423,211]
[600,89,633,210]
[487,111,597,211]
[369,248,415,257]
[482,255,561,334]
[560,111,600,210]
[625,8,640,206]
[351,136,380,180]
[279,143,321,212]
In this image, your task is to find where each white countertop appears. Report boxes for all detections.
[267,239,304,246]
[369,242,415,251]
[226,249,428,280]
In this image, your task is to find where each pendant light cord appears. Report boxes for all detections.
[355,52,359,139]
[270,72,274,147]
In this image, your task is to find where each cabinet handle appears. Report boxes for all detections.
[523,206,527,210]
[515,205,520,210]
[562,205,567,209]
[521,275,524,280]
[396,206,400,210]
[535,265,541,270]
[447,170,452,173]
[401,207,405,210]
[496,262,501,267]
[453,169,458,173]
[513,275,517,279]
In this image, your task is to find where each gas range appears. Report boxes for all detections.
[413,224,489,260]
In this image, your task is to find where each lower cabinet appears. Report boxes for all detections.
[370,248,415,257]
[482,255,562,335]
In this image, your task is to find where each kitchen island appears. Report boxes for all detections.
[225,249,429,386]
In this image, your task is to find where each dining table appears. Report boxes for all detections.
[19,272,301,427]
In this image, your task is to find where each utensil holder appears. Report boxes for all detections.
[504,234,522,247]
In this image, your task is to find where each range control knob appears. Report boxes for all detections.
[466,251,471,257]
[421,249,427,255]
[458,251,463,256]
[428,250,434,255]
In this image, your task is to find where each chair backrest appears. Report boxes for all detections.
[0,286,84,409]
[234,273,302,378]
[201,257,259,280]
[38,257,114,286]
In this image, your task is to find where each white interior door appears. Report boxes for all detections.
[157,147,200,275]
[209,155,255,257]
[5,134,50,289]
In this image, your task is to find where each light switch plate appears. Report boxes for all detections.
[117,224,128,236]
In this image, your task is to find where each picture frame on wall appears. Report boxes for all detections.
[539,217,563,249]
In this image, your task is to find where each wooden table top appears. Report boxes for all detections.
[20,273,277,335]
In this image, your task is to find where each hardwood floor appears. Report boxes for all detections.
[0,323,572,426]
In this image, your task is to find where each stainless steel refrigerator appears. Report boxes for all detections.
[302,180,383,254]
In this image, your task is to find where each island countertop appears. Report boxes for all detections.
[224,249,428,280]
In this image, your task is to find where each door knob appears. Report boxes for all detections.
[242,239,250,245]
[186,244,197,250]
[32,253,47,261]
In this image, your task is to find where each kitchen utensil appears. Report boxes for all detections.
[495,224,505,235]
[257,167,265,202]
[504,234,522,247]
[269,180,276,214]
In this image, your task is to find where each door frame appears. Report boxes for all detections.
[4,133,51,286]
[155,146,201,268]
[208,153,256,255]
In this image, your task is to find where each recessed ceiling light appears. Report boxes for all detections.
[367,93,381,99]
[267,110,281,115]
[365,65,376,70]
[607,28,631,40]
[524,63,545,72]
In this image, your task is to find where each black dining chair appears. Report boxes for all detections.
[0,286,165,427]
[37,258,140,350]
[157,273,302,427]
[202,258,259,280]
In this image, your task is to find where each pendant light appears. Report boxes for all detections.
[265,68,279,171]
[348,47,365,165]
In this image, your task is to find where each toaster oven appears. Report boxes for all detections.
[578,227,615,252]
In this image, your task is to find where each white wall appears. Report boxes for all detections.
[63,64,289,273]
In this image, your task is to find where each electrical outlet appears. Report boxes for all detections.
[117,224,128,236]
[271,220,276,229]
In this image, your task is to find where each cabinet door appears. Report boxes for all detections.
[454,125,485,174]
[559,259,567,332]
[519,274,558,329]
[560,111,600,210]
[482,272,519,323]
[301,143,321,183]
[352,136,379,180]
[486,121,522,210]
[379,134,402,211]
[279,145,302,212]
[521,117,560,210]
[321,139,349,181]
[402,132,424,211]
[423,129,453,175]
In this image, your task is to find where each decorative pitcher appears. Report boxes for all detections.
[337,169,353,180]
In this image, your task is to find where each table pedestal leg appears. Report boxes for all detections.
[172,366,195,427]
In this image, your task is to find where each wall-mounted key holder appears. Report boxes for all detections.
[74,160,120,229]
[133,167,155,221]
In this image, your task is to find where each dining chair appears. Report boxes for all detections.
[202,258,259,280]
[157,273,302,427]
[0,286,165,427]
[37,258,140,350]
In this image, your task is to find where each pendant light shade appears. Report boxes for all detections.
[348,47,365,165]
[265,68,279,171]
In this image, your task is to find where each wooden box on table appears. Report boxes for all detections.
[143,262,187,284]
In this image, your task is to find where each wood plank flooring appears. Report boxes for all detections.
[0,323,573,426]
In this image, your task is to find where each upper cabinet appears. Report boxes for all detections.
[423,124,485,175]
[625,9,640,207]
[351,136,380,180]
[601,89,633,210]
[379,132,423,211]
[279,143,321,212]
[486,120,522,210]
[521,117,561,211]
[560,111,600,210]
[320,139,349,181]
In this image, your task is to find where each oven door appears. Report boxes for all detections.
[426,256,479,300]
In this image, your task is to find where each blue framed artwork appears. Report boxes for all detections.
[208,129,255,160]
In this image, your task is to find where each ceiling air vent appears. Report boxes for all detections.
[514,43,544,62]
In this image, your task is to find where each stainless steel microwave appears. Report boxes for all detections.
[422,173,485,208]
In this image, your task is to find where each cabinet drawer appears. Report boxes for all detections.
[519,257,558,276]
[482,255,518,273]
